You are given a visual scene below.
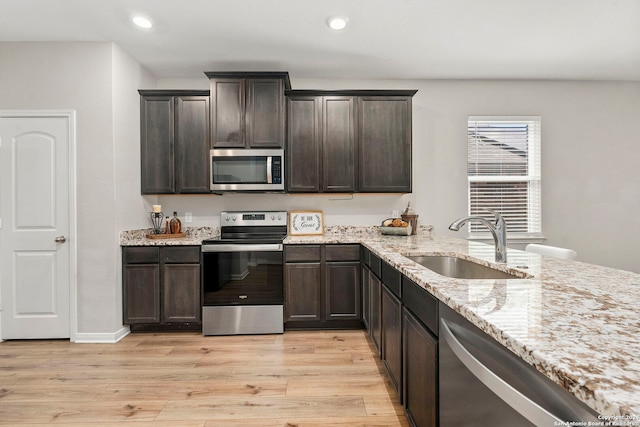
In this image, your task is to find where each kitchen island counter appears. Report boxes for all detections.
[288,228,640,418]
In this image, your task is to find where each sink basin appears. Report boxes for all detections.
[407,255,524,280]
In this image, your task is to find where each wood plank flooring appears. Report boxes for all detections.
[0,330,410,426]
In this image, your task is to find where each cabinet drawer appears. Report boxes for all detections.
[402,276,438,336]
[326,244,360,261]
[370,252,382,278]
[285,245,321,262]
[381,260,401,298]
[164,246,200,263]
[361,246,371,266]
[123,247,160,264]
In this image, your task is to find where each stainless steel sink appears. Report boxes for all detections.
[407,255,525,280]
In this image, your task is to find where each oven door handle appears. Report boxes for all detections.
[202,243,283,252]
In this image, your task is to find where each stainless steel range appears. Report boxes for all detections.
[201,211,287,335]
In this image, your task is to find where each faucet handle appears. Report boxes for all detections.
[486,209,505,225]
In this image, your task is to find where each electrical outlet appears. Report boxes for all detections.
[184,212,193,223]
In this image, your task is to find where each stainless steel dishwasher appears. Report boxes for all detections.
[439,302,600,426]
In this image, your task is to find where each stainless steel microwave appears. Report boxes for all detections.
[210,149,284,191]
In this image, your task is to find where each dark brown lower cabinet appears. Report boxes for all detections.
[361,263,371,330]
[284,262,322,322]
[122,246,201,331]
[361,249,439,427]
[382,284,403,400]
[403,307,438,427]
[284,244,361,329]
[123,263,160,323]
[162,264,201,323]
[369,272,382,355]
[325,261,361,320]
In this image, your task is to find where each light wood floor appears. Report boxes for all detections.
[0,330,410,426]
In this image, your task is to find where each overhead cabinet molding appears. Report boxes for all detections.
[206,71,291,149]
[286,89,416,194]
[139,90,210,194]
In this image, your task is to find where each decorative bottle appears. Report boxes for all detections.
[169,211,182,234]
[401,202,419,235]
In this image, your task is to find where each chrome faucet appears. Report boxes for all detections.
[449,210,508,263]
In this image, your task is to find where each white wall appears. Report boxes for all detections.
[112,44,156,334]
[0,42,154,336]
[159,76,640,273]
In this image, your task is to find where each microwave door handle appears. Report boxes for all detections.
[266,156,273,184]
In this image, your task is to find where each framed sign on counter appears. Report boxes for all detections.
[289,210,324,236]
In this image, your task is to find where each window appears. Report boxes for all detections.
[467,116,541,237]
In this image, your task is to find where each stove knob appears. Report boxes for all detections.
[271,214,275,220]
[225,216,230,222]
[232,215,237,222]
[277,214,282,220]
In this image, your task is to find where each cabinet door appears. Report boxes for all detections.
[140,96,175,194]
[123,264,160,324]
[382,285,403,400]
[247,79,285,148]
[286,96,321,192]
[211,78,244,147]
[358,96,412,193]
[175,96,210,193]
[162,264,201,323]
[284,263,322,322]
[369,272,382,356]
[361,265,371,330]
[403,308,438,427]
[325,261,361,321]
[323,96,356,192]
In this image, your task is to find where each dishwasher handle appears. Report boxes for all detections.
[440,319,563,426]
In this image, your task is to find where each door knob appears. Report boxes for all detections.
[54,235,66,243]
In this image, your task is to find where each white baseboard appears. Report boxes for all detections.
[73,326,130,344]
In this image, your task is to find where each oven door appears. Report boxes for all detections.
[201,243,284,335]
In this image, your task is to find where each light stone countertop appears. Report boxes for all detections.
[120,225,640,417]
[119,227,218,246]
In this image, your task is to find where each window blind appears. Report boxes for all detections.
[467,116,541,236]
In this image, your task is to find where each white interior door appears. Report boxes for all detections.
[0,112,73,339]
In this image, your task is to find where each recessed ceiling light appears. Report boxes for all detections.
[327,16,349,31]
[132,16,153,29]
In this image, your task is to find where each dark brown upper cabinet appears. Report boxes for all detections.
[358,96,413,192]
[286,95,356,193]
[139,90,210,194]
[286,89,416,194]
[287,96,320,192]
[206,72,291,148]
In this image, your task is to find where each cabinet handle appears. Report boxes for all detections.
[54,235,67,243]
[440,319,562,425]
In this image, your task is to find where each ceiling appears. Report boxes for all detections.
[2,0,640,81]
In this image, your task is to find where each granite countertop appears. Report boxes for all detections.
[120,227,218,246]
[120,225,640,417]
